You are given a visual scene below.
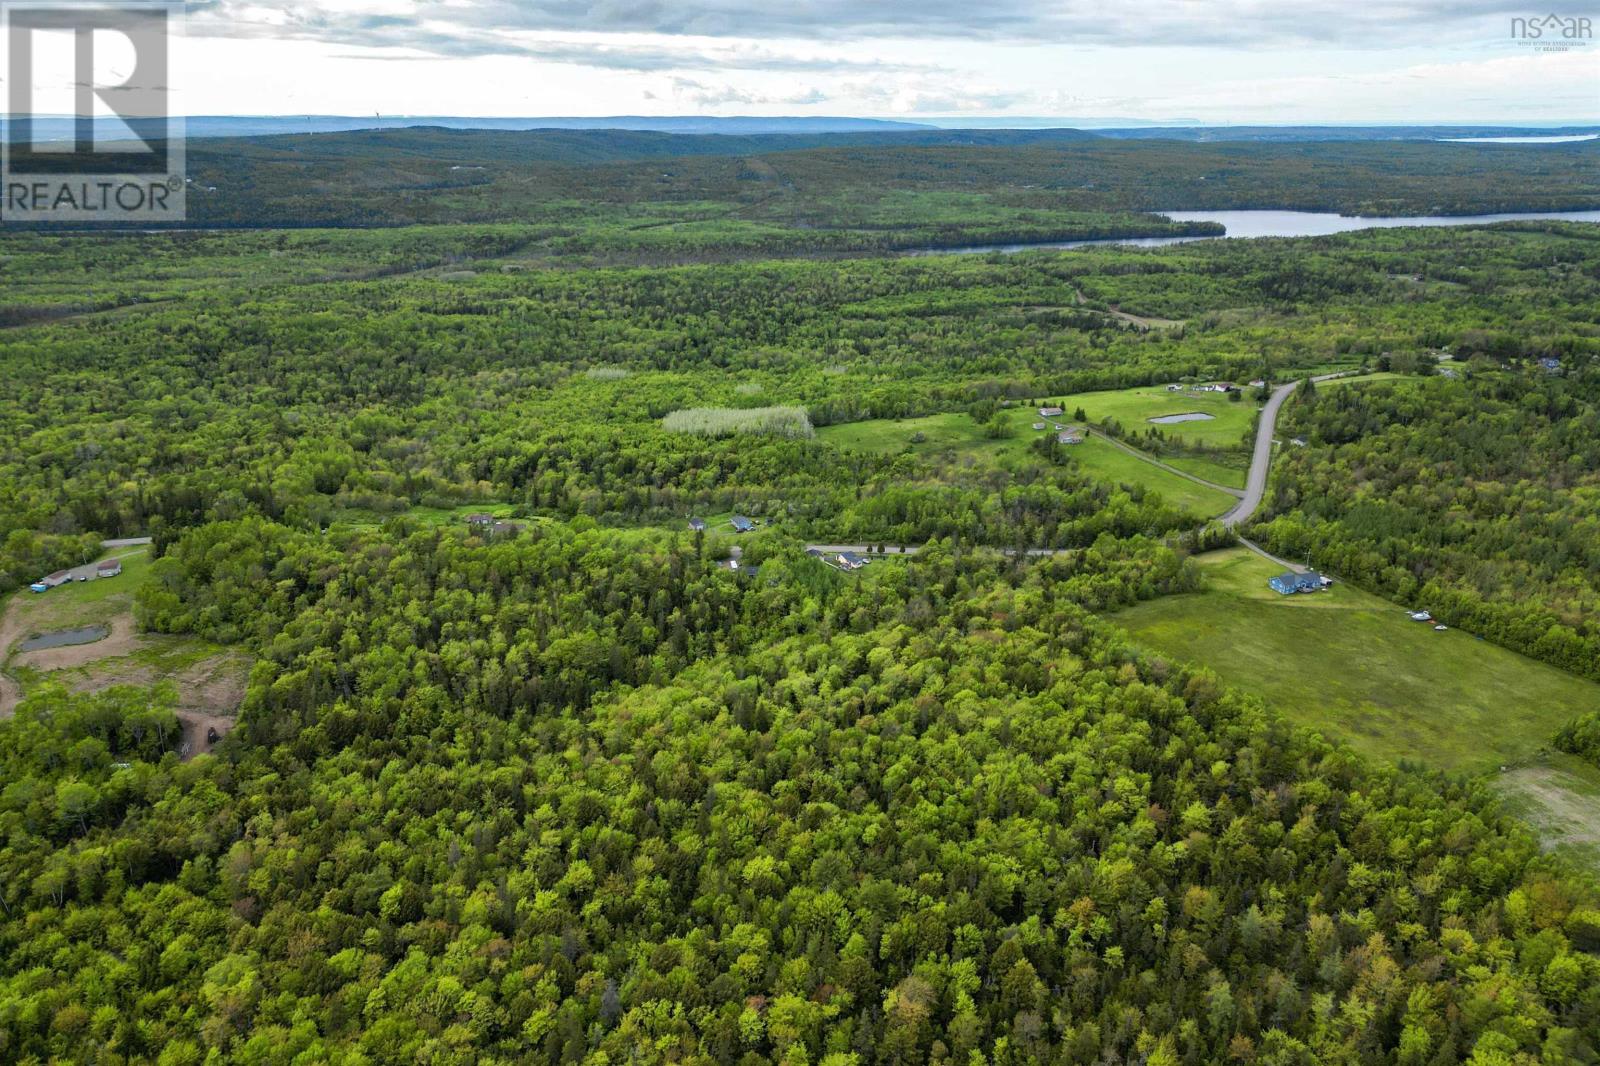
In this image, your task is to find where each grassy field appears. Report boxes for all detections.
[819,410,1238,518]
[1111,547,1600,870]
[1494,753,1600,874]
[1052,384,1259,450]
[4,548,151,639]
[1112,548,1600,774]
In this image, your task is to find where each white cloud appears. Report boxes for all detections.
[144,2,1600,121]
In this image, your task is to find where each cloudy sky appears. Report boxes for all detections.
[52,1,1600,122]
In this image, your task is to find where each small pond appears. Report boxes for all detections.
[18,625,110,652]
[1149,412,1216,425]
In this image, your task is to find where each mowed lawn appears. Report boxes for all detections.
[1053,384,1259,450]
[818,411,1237,518]
[1112,548,1600,775]
[5,548,150,642]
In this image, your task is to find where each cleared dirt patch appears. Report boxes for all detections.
[12,614,141,670]
[1497,762,1600,851]
[70,648,251,760]
[0,672,19,720]
[1106,307,1186,330]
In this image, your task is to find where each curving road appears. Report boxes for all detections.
[1221,373,1348,529]
[806,373,1357,565]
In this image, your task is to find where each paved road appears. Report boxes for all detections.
[101,536,153,548]
[808,372,1361,564]
[1221,374,1349,529]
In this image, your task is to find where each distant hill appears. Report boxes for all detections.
[0,114,936,142]
[186,125,1107,166]
[1093,125,1600,142]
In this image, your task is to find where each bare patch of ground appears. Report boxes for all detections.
[0,672,19,720]
[12,614,141,670]
[69,648,251,760]
[1106,307,1185,330]
[1,580,249,756]
[1498,763,1600,851]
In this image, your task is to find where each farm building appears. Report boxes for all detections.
[1039,406,1064,417]
[730,515,755,533]
[1268,571,1324,595]
[465,513,495,529]
[1032,422,1046,430]
[1057,430,1083,446]
[688,517,706,532]
[96,559,122,577]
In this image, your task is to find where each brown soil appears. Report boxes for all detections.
[71,650,251,760]
[0,672,19,720]
[11,614,142,671]
[0,588,249,756]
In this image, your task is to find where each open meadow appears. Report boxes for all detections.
[818,402,1241,518]
[1112,547,1600,869]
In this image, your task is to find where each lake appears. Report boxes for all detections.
[1442,134,1598,144]
[905,208,1600,255]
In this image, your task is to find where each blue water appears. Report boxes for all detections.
[17,625,109,652]
[907,208,1600,255]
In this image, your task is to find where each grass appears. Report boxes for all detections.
[662,406,814,440]
[1112,548,1600,775]
[818,409,1237,518]
[1493,752,1600,874]
[7,549,150,637]
[1050,384,1259,449]
[1070,439,1236,516]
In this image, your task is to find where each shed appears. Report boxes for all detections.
[96,559,122,577]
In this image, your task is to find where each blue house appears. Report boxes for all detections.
[1269,571,1324,595]
[730,515,755,533]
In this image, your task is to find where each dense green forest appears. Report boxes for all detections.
[1252,370,1600,680]
[5,525,1599,1062]
[33,129,1595,241]
[4,131,1600,1062]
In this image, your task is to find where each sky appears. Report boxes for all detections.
[14,0,1600,124]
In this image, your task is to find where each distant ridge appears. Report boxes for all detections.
[0,114,935,142]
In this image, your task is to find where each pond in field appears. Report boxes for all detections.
[18,625,109,652]
[904,208,1600,255]
[1149,412,1216,424]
